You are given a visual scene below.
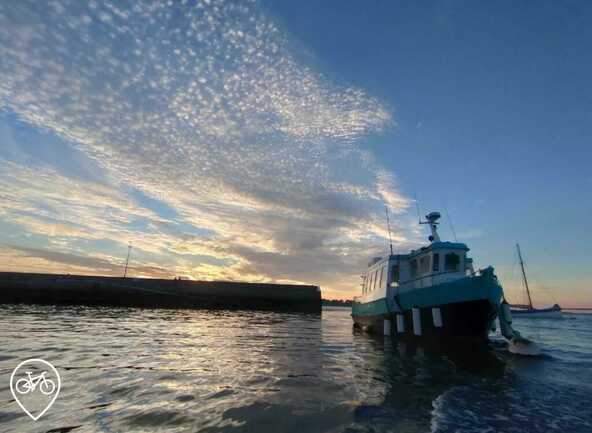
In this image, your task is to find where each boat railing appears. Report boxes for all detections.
[398,266,494,290]
[404,269,460,284]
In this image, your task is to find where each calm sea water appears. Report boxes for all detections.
[0,305,591,433]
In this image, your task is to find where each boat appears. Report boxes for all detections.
[510,243,562,319]
[351,211,532,346]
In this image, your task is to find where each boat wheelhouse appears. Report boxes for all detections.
[352,212,504,340]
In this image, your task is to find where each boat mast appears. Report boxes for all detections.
[516,243,533,310]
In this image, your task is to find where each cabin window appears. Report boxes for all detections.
[391,264,400,283]
[432,253,440,272]
[373,269,379,290]
[419,256,430,274]
[368,273,373,292]
[410,259,418,278]
[378,266,384,289]
[445,253,460,271]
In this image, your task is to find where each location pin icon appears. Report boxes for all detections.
[10,358,61,421]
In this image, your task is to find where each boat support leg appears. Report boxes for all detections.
[499,300,541,356]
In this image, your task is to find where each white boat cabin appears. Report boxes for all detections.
[357,212,475,303]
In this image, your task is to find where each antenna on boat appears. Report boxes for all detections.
[444,203,458,242]
[123,242,132,278]
[414,193,422,224]
[385,206,394,256]
[516,243,533,310]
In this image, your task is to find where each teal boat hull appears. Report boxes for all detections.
[352,268,502,340]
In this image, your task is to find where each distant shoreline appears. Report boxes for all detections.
[322,299,352,307]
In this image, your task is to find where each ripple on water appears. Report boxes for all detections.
[431,380,592,433]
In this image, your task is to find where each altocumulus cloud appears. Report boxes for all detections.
[0,0,413,297]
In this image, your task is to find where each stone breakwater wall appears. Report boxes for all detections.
[0,272,321,313]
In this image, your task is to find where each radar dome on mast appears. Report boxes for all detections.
[421,211,441,242]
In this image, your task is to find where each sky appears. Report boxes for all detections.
[0,0,590,305]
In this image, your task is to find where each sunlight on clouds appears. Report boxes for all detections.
[376,170,410,213]
[0,244,179,279]
[0,0,412,297]
[0,160,163,241]
[0,245,122,276]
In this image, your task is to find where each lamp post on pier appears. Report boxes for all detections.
[123,242,132,278]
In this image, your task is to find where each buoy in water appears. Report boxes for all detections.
[508,336,541,356]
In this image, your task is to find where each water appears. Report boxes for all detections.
[0,305,591,433]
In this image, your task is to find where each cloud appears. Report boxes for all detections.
[4,244,122,273]
[0,244,174,278]
[0,0,413,297]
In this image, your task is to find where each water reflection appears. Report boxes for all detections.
[347,329,508,432]
[1,306,590,433]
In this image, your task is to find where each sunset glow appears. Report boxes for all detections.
[1,0,590,306]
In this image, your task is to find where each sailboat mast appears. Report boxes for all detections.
[516,243,533,310]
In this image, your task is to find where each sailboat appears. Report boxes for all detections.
[510,243,562,319]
